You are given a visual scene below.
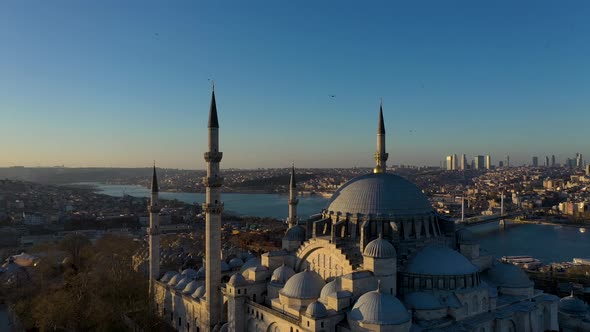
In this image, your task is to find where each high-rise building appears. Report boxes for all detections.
[485,155,491,170]
[460,154,467,170]
[498,161,504,168]
[452,154,457,171]
[545,156,550,167]
[506,155,510,167]
[475,155,485,170]
[551,155,556,167]
[532,156,539,167]
[446,155,453,171]
[586,165,590,176]
[576,153,583,169]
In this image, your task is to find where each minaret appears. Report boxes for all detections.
[203,85,223,330]
[148,164,161,299]
[287,165,299,228]
[373,99,389,173]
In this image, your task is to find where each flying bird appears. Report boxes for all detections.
[329,95,336,98]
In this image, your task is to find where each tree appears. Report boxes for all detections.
[59,232,91,271]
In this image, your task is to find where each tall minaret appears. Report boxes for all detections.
[148,164,161,299]
[287,165,299,228]
[373,99,389,173]
[203,85,223,329]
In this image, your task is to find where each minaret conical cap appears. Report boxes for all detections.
[208,88,219,128]
[378,99,385,134]
[290,164,296,188]
[151,165,159,193]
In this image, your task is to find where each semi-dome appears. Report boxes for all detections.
[174,277,190,290]
[486,262,532,288]
[192,285,206,299]
[349,290,411,325]
[406,245,478,276]
[325,173,433,217]
[284,225,306,242]
[456,228,475,244]
[558,295,587,314]
[229,257,244,269]
[281,269,326,299]
[228,273,247,287]
[306,301,328,318]
[404,292,445,310]
[363,234,396,258]
[320,278,341,303]
[271,265,296,284]
[221,261,231,272]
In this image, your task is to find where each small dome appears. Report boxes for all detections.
[160,271,178,283]
[229,257,244,268]
[349,290,410,325]
[404,292,444,310]
[456,228,475,244]
[271,265,296,284]
[228,273,247,287]
[306,301,328,318]
[191,285,206,299]
[406,245,478,276]
[281,270,326,299]
[181,268,198,279]
[486,263,532,288]
[320,278,341,303]
[174,277,190,290]
[363,235,396,258]
[326,173,433,217]
[221,261,231,272]
[239,257,262,273]
[182,280,202,294]
[284,225,306,242]
[559,295,588,314]
[168,274,183,286]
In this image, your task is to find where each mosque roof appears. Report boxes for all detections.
[406,245,479,276]
[349,290,411,325]
[280,269,325,300]
[363,234,396,258]
[271,265,296,284]
[485,262,532,288]
[284,225,306,241]
[404,292,445,310]
[325,173,433,217]
[306,301,328,318]
[228,273,247,287]
[559,295,588,314]
[320,278,341,303]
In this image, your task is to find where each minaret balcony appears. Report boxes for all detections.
[204,151,223,162]
[202,202,224,214]
[289,198,299,205]
[203,176,224,188]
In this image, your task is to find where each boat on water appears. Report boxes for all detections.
[501,255,544,270]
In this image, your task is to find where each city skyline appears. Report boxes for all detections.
[1,1,590,169]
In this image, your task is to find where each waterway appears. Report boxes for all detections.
[87,183,590,264]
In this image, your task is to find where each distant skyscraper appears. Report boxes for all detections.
[485,155,491,170]
[498,161,504,168]
[460,154,467,170]
[506,155,510,167]
[545,156,549,167]
[446,155,453,171]
[586,165,590,176]
[532,156,539,167]
[475,155,485,170]
[452,154,457,170]
[551,155,556,167]
[576,153,583,169]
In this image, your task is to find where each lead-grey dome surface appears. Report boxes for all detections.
[280,270,326,300]
[325,173,433,217]
[306,301,328,318]
[271,265,296,284]
[406,245,479,276]
[349,290,411,325]
[363,235,396,258]
[284,225,306,241]
[485,262,532,288]
[559,295,588,314]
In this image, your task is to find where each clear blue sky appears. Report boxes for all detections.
[1,1,589,169]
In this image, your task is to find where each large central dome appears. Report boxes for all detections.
[325,173,433,217]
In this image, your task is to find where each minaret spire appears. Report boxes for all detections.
[287,164,299,228]
[147,164,161,301]
[203,86,223,330]
[374,99,389,173]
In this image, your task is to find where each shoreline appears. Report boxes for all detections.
[513,219,589,229]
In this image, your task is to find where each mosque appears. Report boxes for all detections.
[148,88,567,332]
